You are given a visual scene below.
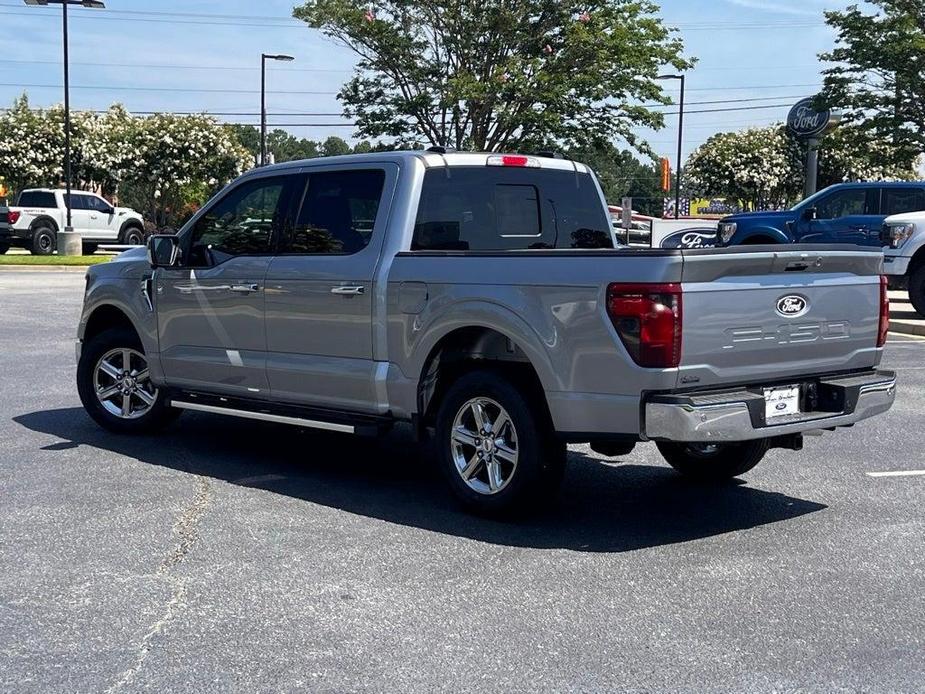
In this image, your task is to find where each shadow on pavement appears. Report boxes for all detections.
[14,407,826,553]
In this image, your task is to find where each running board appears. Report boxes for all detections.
[167,391,390,436]
[172,401,356,434]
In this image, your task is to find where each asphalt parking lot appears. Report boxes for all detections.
[1,269,923,692]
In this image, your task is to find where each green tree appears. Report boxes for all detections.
[569,143,665,216]
[321,135,352,156]
[293,0,692,152]
[818,0,924,172]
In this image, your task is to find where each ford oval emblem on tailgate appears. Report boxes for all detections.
[776,295,808,317]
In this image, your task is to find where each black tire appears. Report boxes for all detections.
[77,326,179,434]
[0,243,9,255]
[656,439,770,482]
[82,243,99,256]
[434,369,566,515]
[908,264,925,316]
[121,225,145,246]
[31,224,56,255]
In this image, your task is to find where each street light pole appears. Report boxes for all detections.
[657,73,686,220]
[61,0,71,229]
[260,53,295,167]
[24,0,105,250]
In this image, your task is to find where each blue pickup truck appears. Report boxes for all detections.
[715,182,925,247]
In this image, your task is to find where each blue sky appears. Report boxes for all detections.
[0,0,854,169]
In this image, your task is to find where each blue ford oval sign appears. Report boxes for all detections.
[659,228,717,249]
[787,98,831,139]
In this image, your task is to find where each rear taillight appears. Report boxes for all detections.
[7,210,20,224]
[878,275,889,347]
[607,282,683,368]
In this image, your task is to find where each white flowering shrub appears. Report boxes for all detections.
[685,126,802,210]
[685,123,918,208]
[0,95,251,224]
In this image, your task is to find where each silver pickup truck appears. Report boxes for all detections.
[76,151,896,514]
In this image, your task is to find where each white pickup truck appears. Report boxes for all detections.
[882,210,925,314]
[1,188,145,255]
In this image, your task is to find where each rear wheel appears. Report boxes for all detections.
[656,439,769,482]
[77,327,178,434]
[908,264,925,316]
[435,370,565,515]
[121,225,145,246]
[0,243,9,255]
[31,224,56,255]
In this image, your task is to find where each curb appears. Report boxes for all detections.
[0,264,91,273]
[889,320,925,337]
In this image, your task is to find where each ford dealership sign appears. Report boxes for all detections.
[787,98,831,139]
[659,229,717,249]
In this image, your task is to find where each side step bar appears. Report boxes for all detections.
[172,401,356,434]
[167,391,391,437]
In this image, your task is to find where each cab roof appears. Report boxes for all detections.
[252,150,593,176]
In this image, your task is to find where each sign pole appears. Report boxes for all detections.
[804,137,820,198]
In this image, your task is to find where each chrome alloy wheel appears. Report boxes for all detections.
[450,397,518,495]
[93,347,157,419]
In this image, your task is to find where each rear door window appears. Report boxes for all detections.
[412,167,613,251]
[16,191,56,208]
[283,169,386,255]
[882,188,925,216]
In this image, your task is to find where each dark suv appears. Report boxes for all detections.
[716,182,925,247]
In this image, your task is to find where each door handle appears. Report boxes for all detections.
[330,285,365,296]
[230,283,261,293]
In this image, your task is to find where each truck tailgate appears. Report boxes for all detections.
[678,247,884,388]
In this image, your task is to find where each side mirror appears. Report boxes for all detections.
[803,206,818,221]
[147,234,181,268]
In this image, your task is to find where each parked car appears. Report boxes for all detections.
[881,209,925,314]
[715,182,925,247]
[75,150,895,515]
[0,205,10,253]
[6,188,145,255]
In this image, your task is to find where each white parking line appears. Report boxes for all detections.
[866,470,925,478]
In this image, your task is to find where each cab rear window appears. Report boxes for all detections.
[412,167,613,251]
[17,191,56,208]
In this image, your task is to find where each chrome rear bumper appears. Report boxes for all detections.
[644,370,896,442]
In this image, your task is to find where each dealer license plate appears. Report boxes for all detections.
[764,385,801,420]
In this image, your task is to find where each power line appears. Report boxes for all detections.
[0,6,827,31]
[0,58,351,74]
[0,82,338,95]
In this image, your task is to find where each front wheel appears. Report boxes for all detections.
[77,327,178,434]
[908,265,925,316]
[435,370,565,515]
[656,439,769,482]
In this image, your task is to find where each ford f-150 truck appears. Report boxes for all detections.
[881,209,925,314]
[715,182,925,248]
[75,150,896,514]
[7,188,145,255]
